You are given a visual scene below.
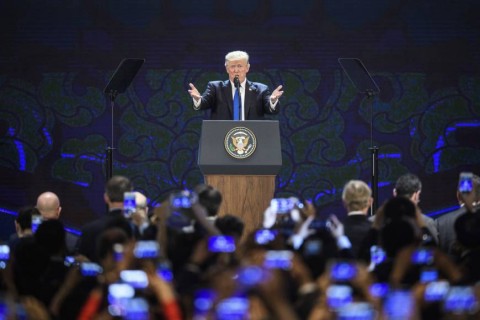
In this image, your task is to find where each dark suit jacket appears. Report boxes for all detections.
[343,214,372,258]
[194,80,279,120]
[435,205,466,258]
[75,208,128,262]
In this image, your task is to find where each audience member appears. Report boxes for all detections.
[75,175,133,261]
[341,180,373,258]
[436,173,480,259]
[393,173,438,243]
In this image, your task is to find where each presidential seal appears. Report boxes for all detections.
[224,127,257,159]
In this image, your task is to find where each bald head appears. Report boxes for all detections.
[36,192,61,220]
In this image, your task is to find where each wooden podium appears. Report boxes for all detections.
[198,120,282,238]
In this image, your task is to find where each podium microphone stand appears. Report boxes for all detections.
[103,58,145,180]
[339,58,381,216]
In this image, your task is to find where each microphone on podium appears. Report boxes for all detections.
[234,75,240,88]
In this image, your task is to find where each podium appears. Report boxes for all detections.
[198,120,282,237]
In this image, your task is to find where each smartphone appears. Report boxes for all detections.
[193,289,217,315]
[303,239,323,256]
[80,262,103,276]
[270,198,295,214]
[120,270,149,289]
[369,283,389,299]
[123,191,136,218]
[458,172,474,193]
[330,261,357,282]
[0,245,9,270]
[156,261,173,282]
[64,255,75,267]
[134,241,160,259]
[420,267,438,283]
[170,190,196,209]
[411,248,434,265]
[383,290,414,319]
[326,285,353,309]
[254,229,277,245]
[370,245,386,265]
[443,286,477,314]
[236,265,266,287]
[215,297,249,319]
[32,215,43,233]
[337,302,375,320]
[264,250,293,270]
[123,297,149,319]
[208,235,235,253]
[424,281,449,302]
[107,283,136,317]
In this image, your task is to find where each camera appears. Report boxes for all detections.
[330,261,357,282]
[120,270,149,289]
[80,262,103,277]
[208,235,235,253]
[123,191,136,218]
[134,241,160,259]
[264,250,293,270]
[458,172,474,193]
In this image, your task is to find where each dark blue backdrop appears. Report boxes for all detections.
[1,0,479,237]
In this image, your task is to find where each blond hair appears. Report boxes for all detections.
[342,180,372,211]
[225,51,249,66]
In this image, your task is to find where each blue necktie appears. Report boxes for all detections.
[233,87,240,121]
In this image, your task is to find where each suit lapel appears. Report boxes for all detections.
[222,80,233,118]
[245,81,255,119]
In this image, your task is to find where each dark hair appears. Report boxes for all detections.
[105,175,133,203]
[34,219,66,256]
[215,214,244,238]
[16,206,39,230]
[96,228,129,261]
[383,196,417,223]
[194,184,222,217]
[454,211,480,249]
[395,173,422,197]
[380,219,418,258]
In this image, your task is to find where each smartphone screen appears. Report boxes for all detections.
[444,286,477,314]
[80,262,103,277]
[133,241,160,259]
[120,270,149,289]
[123,192,136,218]
[254,229,277,245]
[107,283,136,317]
[424,281,449,302]
[264,250,293,270]
[208,235,235,253]
[330,261,357,282]
[193,289,217,315]
[411,248,434,265]
[337,302,375,319]
[326,285,353,309]
[236,266,266,287]
[458,172,473,193]
[215,297,249,319]
[420,267,438,283]
[270,198,294,214]
[383,290,414,319]
[369,283,389,299]
[32,215,43,233]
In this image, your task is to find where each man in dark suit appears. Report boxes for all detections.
[436,173,480,259]
[341,180,373,258]
[188,50,284,120]
[75,175,134,262]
